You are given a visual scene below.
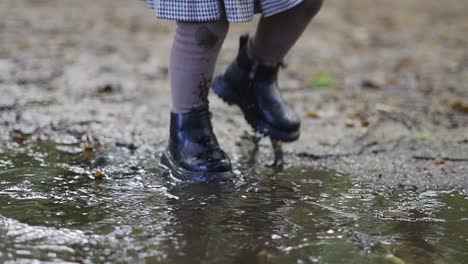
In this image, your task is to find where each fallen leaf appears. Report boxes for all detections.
[10,130,27,144]
[452,101,468,113]
[360,118,370,127]
[83,144,93,160]
[307,111,320,118]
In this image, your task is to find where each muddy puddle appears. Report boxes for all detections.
[0,140,467,264]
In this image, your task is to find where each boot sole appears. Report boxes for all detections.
[213,76,300,142]
[160,149,233,183]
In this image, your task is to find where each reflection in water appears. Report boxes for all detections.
[0,140,467,263]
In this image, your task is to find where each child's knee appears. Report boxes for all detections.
[196,20,229,49]
[176,20,229,50]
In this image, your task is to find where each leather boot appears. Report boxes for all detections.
[161,107,233,182]
[212,35,300,142]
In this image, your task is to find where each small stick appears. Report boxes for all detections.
[412,155,468,162]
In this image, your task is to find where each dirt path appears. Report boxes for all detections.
[0,0,467,190]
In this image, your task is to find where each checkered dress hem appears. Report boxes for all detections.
[147,0,303,23]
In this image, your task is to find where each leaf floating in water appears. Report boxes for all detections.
[451,100,468,113]
[93,170,103,179]
[307,111,320,118]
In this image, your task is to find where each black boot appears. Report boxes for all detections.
[160,107,233,182]
[212,35,301,142]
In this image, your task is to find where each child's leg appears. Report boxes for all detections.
[211,0,323,142]
[249,0,323,64]
[162,20,233,182]
[170,20,229,113]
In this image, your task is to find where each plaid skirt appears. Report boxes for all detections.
[147,0,303,23]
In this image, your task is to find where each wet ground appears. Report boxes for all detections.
[0,0,467,263]
[1,142,467,263]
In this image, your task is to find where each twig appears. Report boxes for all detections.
[412,155,468,162]
[295,141,378,160]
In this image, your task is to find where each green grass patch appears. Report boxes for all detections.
[309,72,334,89]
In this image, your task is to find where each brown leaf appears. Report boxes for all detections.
[452,101,468,113]
[93,170,103,179]
[10,130,27,144]
[307,111,320,118]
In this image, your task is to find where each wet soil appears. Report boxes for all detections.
[0,0,467,263]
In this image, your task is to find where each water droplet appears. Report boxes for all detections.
[271,234,281,240]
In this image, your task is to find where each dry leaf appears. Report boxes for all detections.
[93,170,103,179]
[452,101,468,113]
[10,130,27,144]
[307,111,320,118]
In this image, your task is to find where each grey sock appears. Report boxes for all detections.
[169,20,229,114]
